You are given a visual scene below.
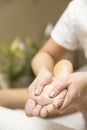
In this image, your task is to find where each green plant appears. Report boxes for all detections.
[0,38,39,87]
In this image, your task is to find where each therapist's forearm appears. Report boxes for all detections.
[0,88,27,109]
[32,51,55,76]
[31,38,68,76]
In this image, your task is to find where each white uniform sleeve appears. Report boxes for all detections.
[50,1,79,50]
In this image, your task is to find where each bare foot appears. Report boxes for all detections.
[25,77,67,117]
[25,60,73,117]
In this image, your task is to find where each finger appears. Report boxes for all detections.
[49,78,69,98]
[28,78,43,96]
[58,86,76,112]
[34,77,52,96]
[53,90,67,109]
[54,99,64,109]
[25,99,36,117]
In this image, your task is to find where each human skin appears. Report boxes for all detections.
[31,38,68,96]
[25,37,87,121]
[25,59,73,117]
[49,72,87,112]
[0,87,77,118]
[25,38,74,118]
[0,88,27,109]
[49,71,87,125]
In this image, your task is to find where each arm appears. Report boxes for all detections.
[32,38,68,75]
[0,88,27,109]
[31,38,68,95]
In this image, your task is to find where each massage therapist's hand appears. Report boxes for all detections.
[49,72,87,112]
[30,68,53,96]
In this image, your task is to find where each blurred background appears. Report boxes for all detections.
[0,0,87,89]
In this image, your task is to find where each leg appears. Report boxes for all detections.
[0,88,27,109]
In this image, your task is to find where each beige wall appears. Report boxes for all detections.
[0,0,69,44]
[0,0,86,68]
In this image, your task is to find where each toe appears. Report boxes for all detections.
[25,99,36,117]
[32,104,42,116]
[40,106,48,117]
[47,104,55,113]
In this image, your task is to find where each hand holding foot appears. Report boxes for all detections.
[25,59,73,117]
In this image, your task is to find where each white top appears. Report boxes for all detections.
[51,0,87,58]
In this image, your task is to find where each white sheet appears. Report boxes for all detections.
[0,107,86,130]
